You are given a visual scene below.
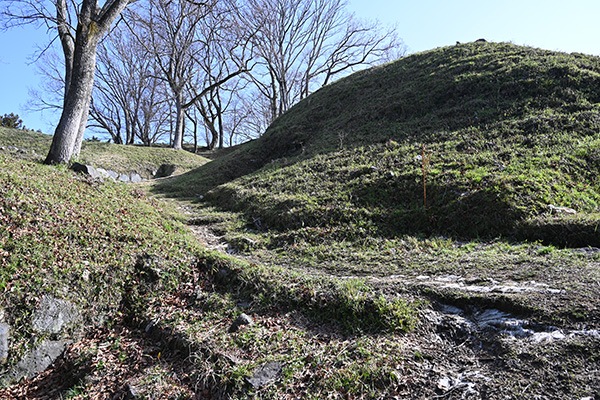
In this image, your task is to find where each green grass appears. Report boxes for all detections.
[152,41,600,327]
[0,127,209,178]
[0,153,202,365]
[0,127,52,155]
[77,141,210,178]
[155,41,600,246]
[3,41,600,398]
[0,153,422,397]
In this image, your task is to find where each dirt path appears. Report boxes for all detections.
[178,204,600,399]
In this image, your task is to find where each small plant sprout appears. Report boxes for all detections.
[338,131,349,150]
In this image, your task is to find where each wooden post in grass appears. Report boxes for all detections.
[422,144,429,209]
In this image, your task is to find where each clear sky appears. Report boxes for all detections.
[1,0,600,134]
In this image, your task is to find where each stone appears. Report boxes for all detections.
[548,204,576,215]
[0,323,9,364]
[573,247,600,256]
[96,168,115,182]
[106,170,119,180]
[31,296,80,335]
[134,254,165,282]
[70,162,102,180]
[246,361,284,388]
[228,313,253,333]
[130,173,143,183]
[125,383,140,399]
[3,340,67,384]
[118,173,131,182]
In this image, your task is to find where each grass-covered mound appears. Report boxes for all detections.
[156,41,600,245]
[78,142,210,178]
[0,127,52,155]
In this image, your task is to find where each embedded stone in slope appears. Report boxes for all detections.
[31,296,80,335]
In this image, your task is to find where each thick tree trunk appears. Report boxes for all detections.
[72,95,91,157]
[44,0,132,164]
[45,25,99,164]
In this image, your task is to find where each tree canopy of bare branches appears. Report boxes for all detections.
[2,0,405,152]
[241,0,404,124]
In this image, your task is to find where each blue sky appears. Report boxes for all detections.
[1,0,600,133]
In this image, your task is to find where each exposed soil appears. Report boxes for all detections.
[181,219,600,399]
[3,211,599,399]
[184,211,600,399]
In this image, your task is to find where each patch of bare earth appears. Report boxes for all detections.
[3,207,599,399]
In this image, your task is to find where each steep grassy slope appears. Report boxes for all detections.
[156,42,600,245]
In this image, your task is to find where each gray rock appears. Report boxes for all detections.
[70,162,102,180]
[130,173,143,183]
[3,340,67,384]
[31,296,80,335]
[0,323,9,364]
[106,170,119,180]
[125,383,140,399]
[548,204,576,215]
[96,168,115,182]
[118,173,130,182]
[246,361,284,388]
[134,254,164,282]
[229,313,253,333]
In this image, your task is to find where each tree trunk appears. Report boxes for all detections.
[44,0,132,164]
[172,94,185,150]
[45,22,99,164]
[72,99,90,157]
[218,110,224,149]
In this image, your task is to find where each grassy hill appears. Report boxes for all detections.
[2,41,600,398]
[156,41,600,246]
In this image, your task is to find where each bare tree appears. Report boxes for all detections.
[90,24,170,145]
[187,11,255,150]
[241,0,404,124]
[1,0,134,164]
[129,0,252,150]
